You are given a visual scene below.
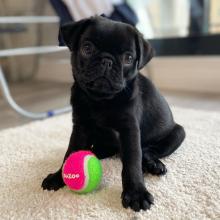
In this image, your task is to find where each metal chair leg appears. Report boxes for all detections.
[0,66,71,119]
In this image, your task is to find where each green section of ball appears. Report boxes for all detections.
[78,156,102,194]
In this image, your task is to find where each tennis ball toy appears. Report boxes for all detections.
[62,150,102,194]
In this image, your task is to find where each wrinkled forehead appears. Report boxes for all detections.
[81,21,136,54]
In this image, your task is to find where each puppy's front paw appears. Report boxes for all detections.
[121,186,154,212]
[41,171,64,191]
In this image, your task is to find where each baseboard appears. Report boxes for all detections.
[37,55,220,94]
[36,57,73,83]
[149,56,220,94]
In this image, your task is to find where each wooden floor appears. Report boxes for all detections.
[0,79,71,130]
[0,79,220,130]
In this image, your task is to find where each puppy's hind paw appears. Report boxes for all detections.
[142,158,167,176]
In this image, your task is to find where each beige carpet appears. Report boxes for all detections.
[0,107,219,220]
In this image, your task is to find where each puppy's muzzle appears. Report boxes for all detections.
[86,78,111,92]
[85,76,123,97]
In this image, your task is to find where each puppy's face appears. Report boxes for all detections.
[61,16,153,100]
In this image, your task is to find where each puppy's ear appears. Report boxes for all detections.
[135,30,154,69]
[60,18,92,51]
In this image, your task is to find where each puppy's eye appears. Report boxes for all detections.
[81,42,94,57]
[123,53,133,65]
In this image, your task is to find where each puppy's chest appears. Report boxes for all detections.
[89,104,116,126]
[73,89,137,127]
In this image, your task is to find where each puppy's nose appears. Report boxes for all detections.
[101,58,113,69]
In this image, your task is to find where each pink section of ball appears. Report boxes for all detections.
[62,150,94,191]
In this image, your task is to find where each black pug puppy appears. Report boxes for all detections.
[42,16,185,212]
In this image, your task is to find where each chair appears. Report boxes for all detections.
[0,15,71,119]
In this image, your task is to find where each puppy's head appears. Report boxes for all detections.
[61,16,154,100]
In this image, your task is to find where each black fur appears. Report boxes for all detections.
[42,16,185,212]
